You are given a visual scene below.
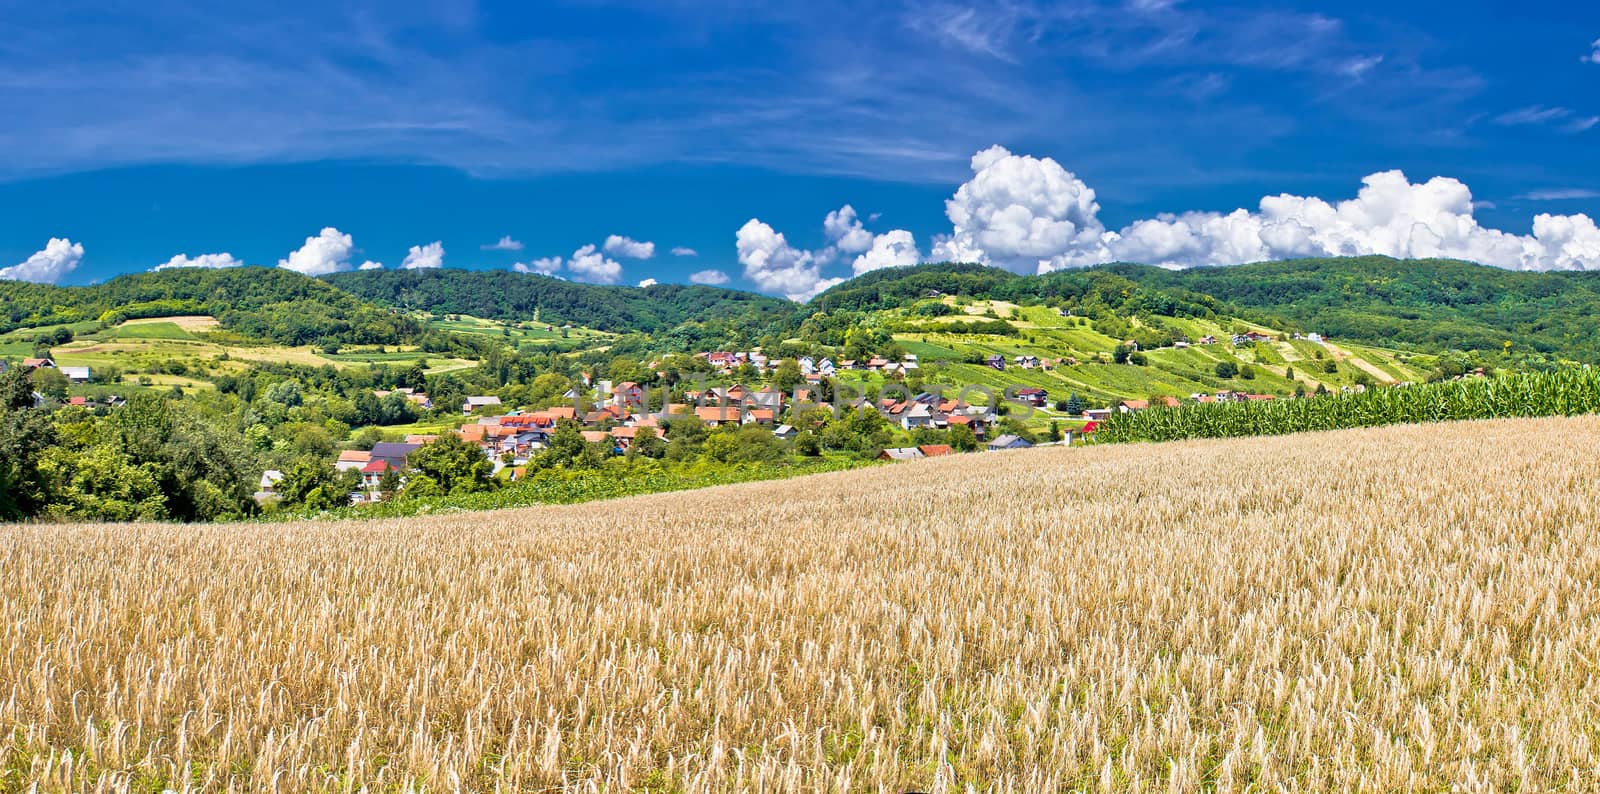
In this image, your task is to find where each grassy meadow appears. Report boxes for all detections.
[5,416,1600,790]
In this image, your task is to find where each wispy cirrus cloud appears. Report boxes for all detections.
[0,0,1501,192]
[1518,188,1600,201]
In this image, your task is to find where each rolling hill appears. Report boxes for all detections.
[813,257,1600,363]
[0,266,425,347]
[327,268,797,336]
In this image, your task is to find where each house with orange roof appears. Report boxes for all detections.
[696,405,740,426]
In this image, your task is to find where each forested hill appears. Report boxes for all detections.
[810,257,1600,362]
[1105,257,1600,361]
[0,267,422,346]
[809,262,1230,324]
[327,269,797,337]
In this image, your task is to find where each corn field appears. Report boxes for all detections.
[1095,367,1600,443]
[5,416,1600,791]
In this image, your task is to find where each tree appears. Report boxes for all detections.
[1214,361,1238,379]
[278,457,351,511]
[1284,366,1295,381]
[265,379,302,408]
[541,419,590,468]
[377,466,402,500]
[30,368,69,401]
[794,430,821,456]
[772,359,804,393]
[1064,393,1084,416]
[949,423,978,452]
[628,431,666,460]
[1239,364,1256,380]
[351,426,385,450]
[408,434,494,494]
[0,367,58,519]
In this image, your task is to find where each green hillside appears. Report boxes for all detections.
[1102,257,1600,362]
[0,267,426,347]
[327,268,796,339]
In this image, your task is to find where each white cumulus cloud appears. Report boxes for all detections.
[567,244,624,284]
[930,145,1109,271]
[514,256,563,276]
[0,238,84,284]
[823,205,875,254]
[1585,38,1600,64]
[736,219,844,301]
[637,277,658,288]
[852,229,923,275]
[358,260,384,270]
[670,246,699,257]
[482,235,523,251]
[931,145,1600,272]
[278,227,355,276]
[689,268,730,285]
[152,252,243,271]
[401,241,445,270]
[603,235,655,259]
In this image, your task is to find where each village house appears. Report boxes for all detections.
[21,357,54,370]
[918,444,954,458]
[368,441,421,473]
[773,424,797,440]
[1013,386,1049,407]
[899,402,934,430]
[335,450,372,472]
[1119,399,1149,413]
[462,395,502,414]
[611,381,646,408]
[986,354,1006,370]
[879,447,924,461]
[360,459,400,494]
[987,434,1033,451]
[60,366,91,383]
[1083,408,1113,422]
[696,405,741,427]
[253,470,284,505]
[741,407,776,426]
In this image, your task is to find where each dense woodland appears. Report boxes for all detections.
[329,269,797,339]
[0,267,424,347]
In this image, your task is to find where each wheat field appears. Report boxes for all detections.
[5,417,1600,792]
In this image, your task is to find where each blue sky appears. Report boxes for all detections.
[1,0,1597,295]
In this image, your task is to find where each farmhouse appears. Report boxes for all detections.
[1014,387,1048,407]
[60,366,91,383]
[878,447,924,461]
[987,434,1032,451]
[21,357,54,370]
[335,450,372,472]
[612,381,646,408]
[463,395,502,414]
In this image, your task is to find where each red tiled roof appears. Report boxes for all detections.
[918,444,954,457]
